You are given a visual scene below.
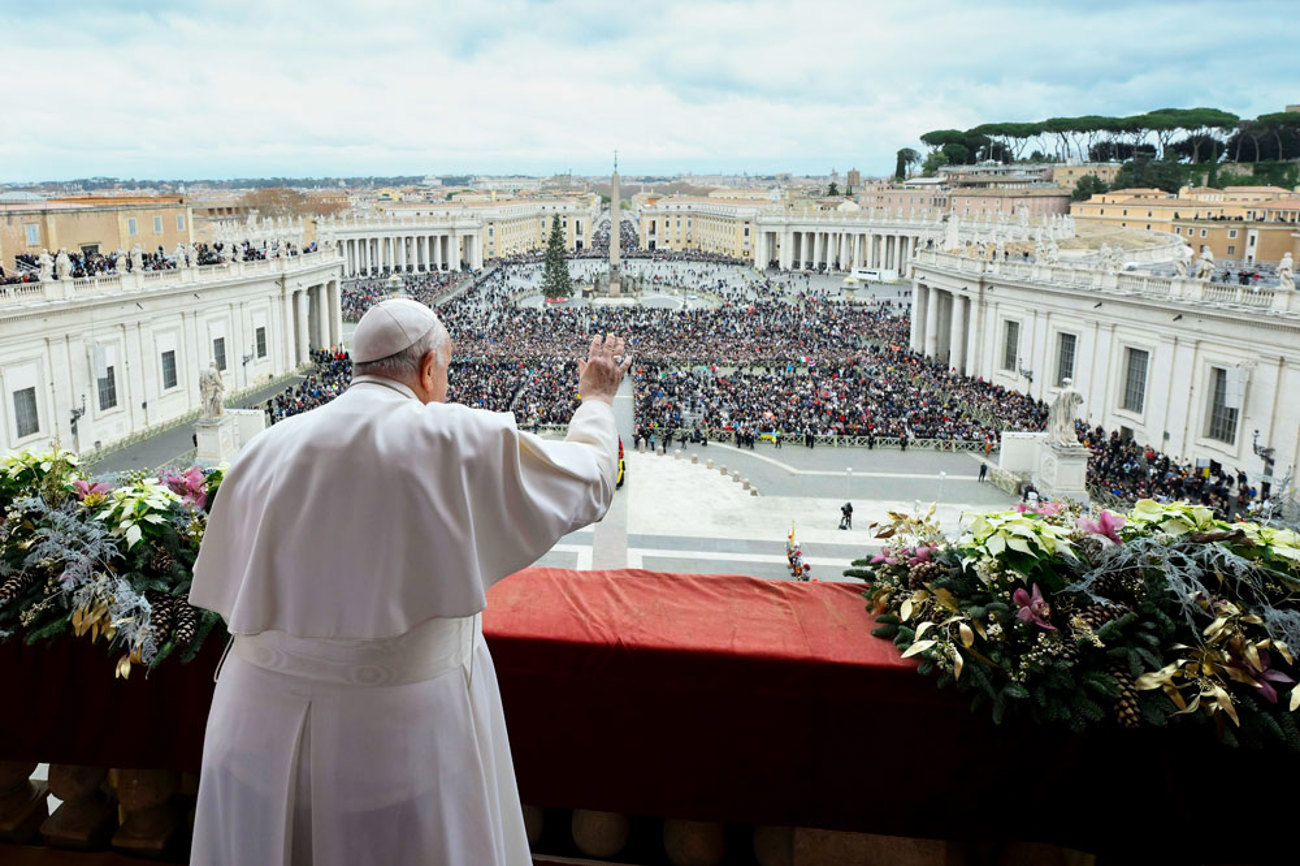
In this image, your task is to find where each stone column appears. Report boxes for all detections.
[924,286,940,357]
[417,235,426,271]
[950,294,969,375]
[0,760,47,843]
[316,284,330,350]
[911,284,926,351]
[296,290,310,365]
[330,280,342,347]
[41,765,116,849]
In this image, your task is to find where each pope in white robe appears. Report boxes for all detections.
[188,298,629,866]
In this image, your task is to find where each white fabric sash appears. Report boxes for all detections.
[232,614,482,687]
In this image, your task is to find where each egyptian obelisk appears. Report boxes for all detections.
[608,151,621,295]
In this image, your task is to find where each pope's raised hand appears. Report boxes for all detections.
[577,333,632,404]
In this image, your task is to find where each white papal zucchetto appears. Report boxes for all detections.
[351,298,443,363]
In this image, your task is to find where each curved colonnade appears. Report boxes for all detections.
[911,248,1300,473]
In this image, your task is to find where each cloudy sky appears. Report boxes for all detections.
[3,0,1293,182]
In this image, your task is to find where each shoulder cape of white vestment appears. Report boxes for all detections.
[190,378,616,637]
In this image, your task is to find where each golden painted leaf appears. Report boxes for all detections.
[951,647,964,681]
[1290,687,1300,713]
[915,621,934,640]
[900,599,913,622]
[1278,641,1295,666]
[1212,686,1240,726]
[900,640,936,659]
[934,588,959,612]
[959,623,975,648]
[1203,617,1227,637]
[1136,663,1180,690]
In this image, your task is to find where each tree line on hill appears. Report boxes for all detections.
[892,107,1300,197]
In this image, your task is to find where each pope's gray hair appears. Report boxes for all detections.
[352,319,451,380]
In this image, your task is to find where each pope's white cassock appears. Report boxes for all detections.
[188,301,618,866]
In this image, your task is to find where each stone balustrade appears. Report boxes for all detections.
[914,248,1299,317]
[0,248,343,306]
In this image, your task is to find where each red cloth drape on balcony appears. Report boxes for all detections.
[3,567,1296,860]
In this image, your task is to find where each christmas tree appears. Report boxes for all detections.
[541,215,573,299]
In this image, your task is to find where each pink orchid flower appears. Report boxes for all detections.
[1012,584,1056,630]
[72,479,113,500]
[906,545,936,566]
[1017,501,1066,516]
[1077,510,1126,545]
[163,466,209,509]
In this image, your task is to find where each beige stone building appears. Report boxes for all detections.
[1171,198,1300,264]
[855,182,949,212]
[1,196,195,266]
[1049,163,1123,189]
[949,187,1070,217]
[636,197,767,257]
[1071,188,1227,234]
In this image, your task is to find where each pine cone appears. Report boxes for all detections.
[148,592,176,642]
[173,601,197,646]
[148,548,175,576]
[908,560,944,590]
[1110,664,1142,730]
[1070,602,1124,633]
[1093,569,1143,604]
[1074,536,1106,564]
[0,571,38,604]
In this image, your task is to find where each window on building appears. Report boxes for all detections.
[1227,245,1235,255]
[177,214,186,231]
[153,216,163,233]
[1206,367,1239,444]
[1002,321,1020,371]
[256,327,267,358]
[1121,348,1148,413]
[1200,229,1207,237]
[98,365,118,411]
[213,337,227,371]
[1228,229,1238,239]
[1056,333,1076,386]
[161,350,178,390]
[24,224,39,245]
[13,388,38,438]
[127,218,138,236]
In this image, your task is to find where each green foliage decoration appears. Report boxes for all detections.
[0,448,226,678]
[845,500,1300,749]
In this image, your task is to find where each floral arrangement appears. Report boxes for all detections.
[845,500,1300,749]
[0,448,225,677]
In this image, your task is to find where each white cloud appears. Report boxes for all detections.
[1,0,1293,181]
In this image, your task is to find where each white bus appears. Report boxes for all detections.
[847,267,899,283]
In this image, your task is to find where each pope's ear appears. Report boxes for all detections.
[420,350,439,378]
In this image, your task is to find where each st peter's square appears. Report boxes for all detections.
[1,2,1299,864]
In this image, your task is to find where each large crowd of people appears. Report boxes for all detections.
[6,239,314,284]
[263,349,353,425]
[287,251,1276,517]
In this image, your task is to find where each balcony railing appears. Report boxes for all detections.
[3,567,1293,865]
[914,249,1300,317]
[0,250,343,307]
